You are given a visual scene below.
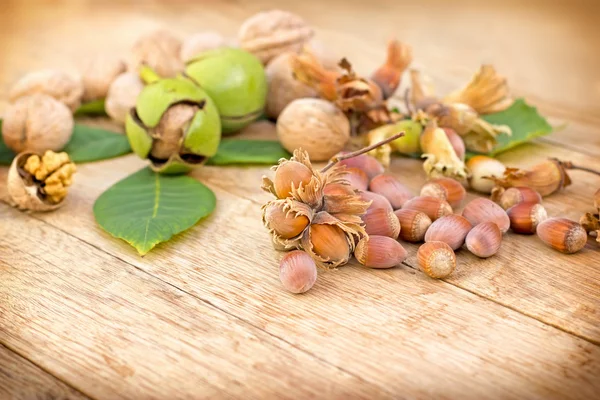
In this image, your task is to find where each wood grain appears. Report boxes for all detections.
[0,344,89,400]
[1,0,600,398]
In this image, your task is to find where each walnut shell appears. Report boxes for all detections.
[7,152,70,212]
[81,56,126,101]
[238,10,313,64]
[105,72,144,124]
[180,31,228,62]
[128,30,183,77]
[2,94,74,154]
[265,52,317,119]
[9,70,83,112]
[277,98,350,161]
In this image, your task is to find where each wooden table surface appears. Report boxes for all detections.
[1,0,600,399]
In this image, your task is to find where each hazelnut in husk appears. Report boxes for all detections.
[2,94,74,154]
[8,150,76,211]
[185,48,267,133]
[9,70,83,112]
[125,77,221,174]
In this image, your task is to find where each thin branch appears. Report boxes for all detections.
[551,158,600,177]
[403,88,414,115]
[320,131,405,173]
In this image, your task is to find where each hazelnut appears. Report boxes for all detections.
[238,9,314,64]
[466,155,506,194]
[265,52,317,119]
[273,160,313,199]
[306,223,351,264]
[263,199,311,240]
[358,190,393,213]
[2,94,74,153]
[369,174,415,209]
[402,196,453,222]
[8,150,76,211]
[465,222,502,258]
[345,167,369,191]
[105,72,144,124]
[506,202,548,234]
[363,208,401,238]
[537,218,587,254]
[462,197,510,233]
[80,56,126,101]
[417,241,457,279]
[324,183,355,197]
[394,209,432,242]
[424,214,472,250]
[443,128,466,160]
[354,236,407,269]
[9,70,83,112]
[337,153,384,180]
[494,186,542,210]
[279,250,317,294]
[420,178,466,208]
[180,31,228,63]
[128,30,183,78]
[277,98,350,161]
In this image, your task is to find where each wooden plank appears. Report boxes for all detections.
[1,155,598,398]
[0,344,90,400]
[0,205,390,400]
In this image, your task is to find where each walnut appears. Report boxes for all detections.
[180,31,228,62]
[104,72,144,124]
[265,52,317,119]
[2,94,74,154]
[9,70,83,112]
[81,56,126,101]
[276,98,350,161]
[238,10,313,64]
[128,30,183,77]
[7,150,76,211]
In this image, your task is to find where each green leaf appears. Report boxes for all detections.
[64,125,131,163]
[206,139,290,165]
[482,98,553,156]
[94,167,216,255]
[75,99,107,116]
[0,121,132,165]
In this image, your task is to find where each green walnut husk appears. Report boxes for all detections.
[185,48,267,134]
[125,77,221,174]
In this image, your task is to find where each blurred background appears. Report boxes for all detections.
[1,0,599,122]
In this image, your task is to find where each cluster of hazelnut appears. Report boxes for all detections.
[265,147,596,294]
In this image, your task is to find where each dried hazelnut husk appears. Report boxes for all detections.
[443,65,513,114]
[128,30,183,78]
[370,40,413,99]
[8,150,76,211]
[180,31,228,63]
[2,94,74,153]
[105,72,145,124]
[9,70,83,112]
[579,213,599,245]
[262,198,313,249]
[490,159,572,197]
[81,56,126,101]
[238,9,314,64]
[125,77,221,174]
[265,51,317,119]
[427,102,512,153]
[277,98,350,161]
[420,121,468,181]
[410,69,436,108]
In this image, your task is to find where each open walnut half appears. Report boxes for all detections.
[7,150,76,211]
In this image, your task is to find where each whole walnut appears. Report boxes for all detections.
[2,94,74,153]
[9,70,83,112]
[277,98,350,161]
[265,52,317,119]
[81,56,126,101]
[128,30,183,77]
[238,10,313,64]
[105,72,144,124]
[180,31,228,63]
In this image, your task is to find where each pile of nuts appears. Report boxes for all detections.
[264,149,596,294]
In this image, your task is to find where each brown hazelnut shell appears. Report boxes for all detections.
[402,196,453,221]
[506,202,548,234]
[369,174,415,209]
[537,218,587,254]
[462,197,510,233]
[420,178,466,208]
[394,209,432,242]
[424,214,472,250]
[354,235,407,268]
[465,222,502,258]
